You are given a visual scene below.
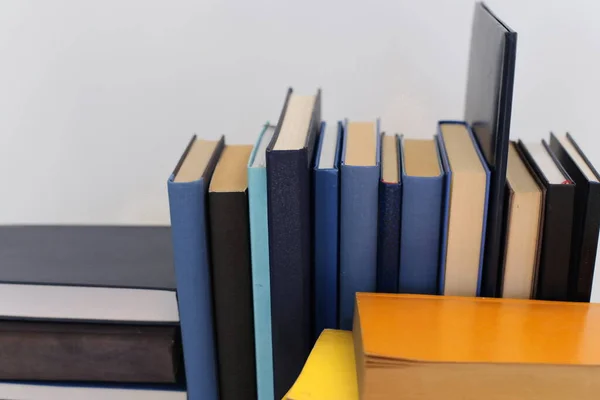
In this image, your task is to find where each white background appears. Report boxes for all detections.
[0,0,597,225]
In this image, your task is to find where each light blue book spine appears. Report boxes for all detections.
[167,136,224,400]
[339,120,381,331]
[247,124,275,400]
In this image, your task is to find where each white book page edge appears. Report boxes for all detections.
[525,142,567,184]
[318,123,338,169]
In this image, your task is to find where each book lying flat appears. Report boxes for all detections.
[501,143,543,299]
[248,124,276,400]
[437,121,490,297]
[519,140,575,301]
[353,293,600,400]
[168,136,224,400]
[0,382,185,400]
[0,225,177,323]
[284,329,358,400]
[314,121,343,335]
[549,133,600,302]
[0,320,181,383]
[208,145,257,400]
[376,134,401,294]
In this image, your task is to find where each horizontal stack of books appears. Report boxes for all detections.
[0,226,184,399]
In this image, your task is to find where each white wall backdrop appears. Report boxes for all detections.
[0,0,597,224]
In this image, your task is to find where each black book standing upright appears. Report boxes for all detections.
[266,88,321,399]
[464,2,517,297]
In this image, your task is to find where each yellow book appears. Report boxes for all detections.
[284,329,358,400]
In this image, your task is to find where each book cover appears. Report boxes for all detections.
[519,140,575,301]
[313,121,343,337]
[398,137,444,295]
[267,88,321,398]
[437,121,490,297]
[376,134,401,294]
[549,133,600,302]
[464,2,517,297]
[167,136,224,400]
[248,124,276,400]
[339,120,381,330]
[208,145,257,400]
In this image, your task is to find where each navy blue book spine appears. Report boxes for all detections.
[376,137,402,293]
[339,164,380,330]
[167,137,224,400]
[399,174,444,294]
[313,122,342,338]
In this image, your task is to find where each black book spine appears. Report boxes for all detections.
[536,184,575,301]
[266,148,312,399]
[208,191,257,400]
[376,180,401,293]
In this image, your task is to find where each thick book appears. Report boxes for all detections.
[339,120,380,330]
[519,140,575,301]
[376,134,401,294]
[284,330,358,400]
[167,136,224,400]
[398,137,444,295]
[0,382,185,400]
[0,321,180,382]
[500,143,543,299]
[464,2,517,297]
[208,145,257,400]
[353,293,600,400]
[0,226,177,322]
[248,123,276,400]
[437,121,490,297]
[549,133,600,302]
[267,88,321,399]
[314,121,343,337]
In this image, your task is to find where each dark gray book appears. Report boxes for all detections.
[0,225,178,323]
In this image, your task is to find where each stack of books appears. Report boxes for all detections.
[166,2,600,400]
[0,226,184,399]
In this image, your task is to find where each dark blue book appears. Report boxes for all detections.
[167,136,225,400]
[398,137,444,294]
[266,88,321,399]
[376,134,401,293]
[313,121,343,338]
[339,120,381,330]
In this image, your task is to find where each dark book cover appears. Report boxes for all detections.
[518,140,575,301]
[377,134,401,294]
[464,2,517,297]
[549,133,600,302]
[0,320,181,383]
[167,136,225,400]
[209,190,257,400]
[266,88,321,399]
[313,121,342,338]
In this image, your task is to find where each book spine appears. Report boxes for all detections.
[314,167,339,337]
[536,184,575,301]
[208,191,257,400]
[572,183,600,301]
[339,165,379,330]
[376,181,401,293]
[399,175,443,295]
[247,166,274,400]
[266,149,312,400]
[167,179,218,400]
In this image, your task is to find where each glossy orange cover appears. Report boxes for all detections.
[356,293,600,365]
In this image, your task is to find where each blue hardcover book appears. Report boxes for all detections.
[267,88,321,399]
[398,136,444,294]
[339,120,381,330]
[437,121,490,297]
[313,121,343,338]
[376,134,402,293]
[167,136,225,400]
[247,123,276,400]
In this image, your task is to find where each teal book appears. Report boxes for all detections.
[247,123,276,400]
